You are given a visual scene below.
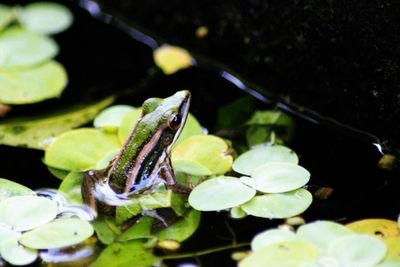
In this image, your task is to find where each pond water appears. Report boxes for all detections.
[0,1,399,266]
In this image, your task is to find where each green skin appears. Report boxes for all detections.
[82,90,191,215]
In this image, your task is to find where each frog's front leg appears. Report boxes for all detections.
[159,160,191,195]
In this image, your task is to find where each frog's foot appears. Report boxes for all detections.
[141,209,168,227]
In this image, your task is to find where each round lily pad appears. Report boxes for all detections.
[239,240,318,267]
[0,239,38,266]
[0,60,67,104]
[172,135,233,176]
[230,206,247,219]
[251,229,297,251]
[233,145,299,176]
[0,4,14,31]
[346,219,400,240]
[0,195,57,231]
[0,27,58,69]
[20,217,94,249]
[153,45,193,74]
[241,188,312,219]
[328,234,387,267]
[175,113,203,145]
[297,221,354,254]
[252,162,310,193]
[44,128,121,171]
[0,178,34,202]
[188,176,256,211]
[18,2,73,35]
[118,108,142,143]
[0,225,21,246]
[94,105,135,132]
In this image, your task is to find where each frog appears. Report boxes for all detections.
[82,90,191,216]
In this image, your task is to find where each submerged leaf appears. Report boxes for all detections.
[0,96,114,149]
[153,45,193,74]
[0,239,38,266]
[0,178,34,202]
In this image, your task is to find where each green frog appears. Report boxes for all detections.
[82,90,191,216]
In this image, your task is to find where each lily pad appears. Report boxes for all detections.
[0,27,58,69]
[252,162,310,193]
[0,225,21,246]
[118,108,142,143]
[0,60,67,105]
[328,234,387,267]
[230,206,247,219]
[94,105,135,132]
[251,229,297,251]
[239,240,318,267]
[0,195,57,231]
[0,4,14,31]
[297,221,354,254]
[241,188,312,219]
[174,113,203,145]
[117,217,154,242]
[44,128,121,171]
[20,217,94,249]
[153,45,193,74]
[172,135,233,176]
[0,178,34,202]
[0,239,38,266]
[92,217,118,245]
[233,145,299,176]
[0,96,114,149]
[346,219,400,239]
[188,176,256,211]
[58,172,84,204]
[18,2,73,35]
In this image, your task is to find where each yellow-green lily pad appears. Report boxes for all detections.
[0,239,38,266]
[44,128,120,171]
[188,176,256,211]
[0,178,34,202]
[251,229,297,251]
[241,188,312,219]
[0,4,14,31]
[94,105,135,133]
[172,135,233,176]
[0,225,21,246]
[20,217,94,249]
[0,27,58,70]
[153,45,193,74]
[0,60,67,105]
[233,145,299,176]
[346,219,400,240]
[117,108,142,143]
[174,113,203,145]
[58,172,84,204]
[18,2,73,35]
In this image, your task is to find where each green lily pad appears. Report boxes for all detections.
[0,239,38,266]
[90,240,159,267]
[233,145,299,176]
[116,200,142,225]
[18,2,73,35]
[156,209,201,242]
[0,178,34,202]
[328,234,387,267]
[153,45,193,74]
[0,225,21,246]
[58,172,84,204]
[241,188,312,219]
[0,195,57,231]
[297,221,354,254]
[174,113,203,145]
[48,167,70,179]
[118,108,142,143]
[0,96,114,149]
[251,229,297,251]
[172,135,233,176]
[94,105,135,132]
[188,176,256,211]
[230,206,247,219]
[251,162,310,193]
[44,128,120,171]
[20,217,94,249]
[96,148,120,170]
[0,4,14,31]
[0,60,67,105]
[118,217,154,242]
[0,27,58,69]
[92,216,118,245]
[239,240,318,267]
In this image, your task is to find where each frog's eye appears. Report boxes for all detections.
[169,113,182,130]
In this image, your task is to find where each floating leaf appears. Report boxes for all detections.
[153,45,193,74]
[0,178,34,202]
[0,225,21,246]
[346,219,400,240]
[156,209,201,242]
[94,105,135,132]
[48,167,70,179]
[239,240,318,267]
[92,217,118,245]
[0,195,57,231]
[172,135,233,176]
[115,200,142,225]
[230,206,247,219]
[251,162,310,193]
[58,172,84,204]
[251,229,297,251]
[241,188,312,219]
[96,149,120,170]
[377,259,400,267]
[18,2,73,35]
[20,217,94,249]
[188,176,256,211]
[0,60,66,105]
[233,145,299,176]
[328,234,387,267]
[118,217,154,242]
[0,239,38,266]
[0,96,114,149]
[0,27,58,69]
[0,4,14,31]
[384,236,400,261]
[90,240,159,267]
[297,221,354,254]
[175,113,203,145]
[44,128,120,171]
[118,108,142,143]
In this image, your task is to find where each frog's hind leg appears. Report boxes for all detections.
[81,170,101,217]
